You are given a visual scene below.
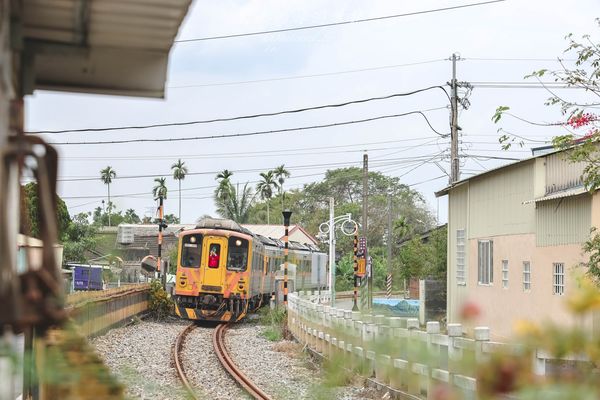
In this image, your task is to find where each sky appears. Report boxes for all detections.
[24,0,600,226]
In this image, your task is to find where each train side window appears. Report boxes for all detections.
[181,234,202,268]
[227,237,249,271]
[264,256,268,275]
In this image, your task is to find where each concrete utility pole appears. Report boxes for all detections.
[362,152,371,309]
[450,53,460,184]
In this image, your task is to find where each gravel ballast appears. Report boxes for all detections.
[91,318,382,400]
[90,319,190,400]
[226,323,381,400]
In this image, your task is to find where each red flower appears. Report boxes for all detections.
[459,301,481,321]
[568,113,597,129]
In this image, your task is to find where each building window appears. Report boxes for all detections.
[477,240,493,285]
[523,261,531,291]
[502,260,508,289]
[553,263,565,295]
[456,229,465,285]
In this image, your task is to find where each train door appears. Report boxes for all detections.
[202,236,228,289]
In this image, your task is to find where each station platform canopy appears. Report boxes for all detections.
[22,0,192,98]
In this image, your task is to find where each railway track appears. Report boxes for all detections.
[213,324,272,400]
[173,323,200,400]
[173,322,272,400]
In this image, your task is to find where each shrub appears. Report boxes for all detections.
[148,280,173,321]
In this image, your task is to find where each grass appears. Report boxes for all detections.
[258,306,288,341]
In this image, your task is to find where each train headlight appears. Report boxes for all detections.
[190,236,196,244]
[235,239,242,246]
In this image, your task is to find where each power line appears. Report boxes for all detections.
[168,59,447,89]
[59,153,449,199]
[464,57,577,62]
[47,107,449,146]
[58,154,446,183]
[60,136,441,161]
[174,0,507,43]
[27,87,449,135]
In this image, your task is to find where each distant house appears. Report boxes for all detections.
[242,224,320,246]
[116,224,194,279]
[436,147,600,338]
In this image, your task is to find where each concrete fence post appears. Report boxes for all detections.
[447,323,463,388]
[474,327,490,363]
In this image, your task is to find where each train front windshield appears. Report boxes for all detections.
[227,237,248,271]
[180,234,203,268]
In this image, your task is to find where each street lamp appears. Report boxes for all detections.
[318,197,358,307]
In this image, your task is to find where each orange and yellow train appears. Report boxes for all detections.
[174,218,327,322]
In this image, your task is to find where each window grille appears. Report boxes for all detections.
[553,263,565,295]
[477,240,493,285]
[456,229,466,285]
[523,261,531,291]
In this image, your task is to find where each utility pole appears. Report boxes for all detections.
[386,191,393,299]
[450,53,460,184]
[362,152,371,309]
[328,197,335,306]
[157,196,167,287]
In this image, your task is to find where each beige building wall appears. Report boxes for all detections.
[465,234,589,339]
[445,157,600,338]
[447,183,469,323]
[468,161,535,239]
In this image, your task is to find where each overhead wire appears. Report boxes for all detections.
[59,152,450,199]
[58,153,446,183]
[174,0,506,43]
[46,107,449,145]
[59,136,442,161]
[27,87,449,135]
[167,59,447,89]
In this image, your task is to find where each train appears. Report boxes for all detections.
[173,218,328,322]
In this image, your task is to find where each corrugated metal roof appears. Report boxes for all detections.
[22,0,192,97]
[522,186,589,204]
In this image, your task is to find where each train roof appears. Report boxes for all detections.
[195,218,254,236]
[193,218,323,253]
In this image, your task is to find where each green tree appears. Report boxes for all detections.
[22,182,71,240]
[214,181,254,223]
[154,214,179,224]
[62,212,98,263]
[171,159,188,222]
[123,208,141,224]
[100,166,116,226]
[215,169,234,218]
[256,170,277,224]
[152,177,168,200]
[273,164,291,210]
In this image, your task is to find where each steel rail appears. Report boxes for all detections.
[173,323,201,400]
[213,324,272,400]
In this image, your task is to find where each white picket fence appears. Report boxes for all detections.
[287,291,565,399]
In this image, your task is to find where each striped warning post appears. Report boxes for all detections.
[386,273,392,298]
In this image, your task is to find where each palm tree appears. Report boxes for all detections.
[152,177,168,200]
[273,164,291,210]
[100,166,116,226]
[215,170,234,218]
[214,182,254,223]
[256,171,277,224]
[171,159,188,223]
